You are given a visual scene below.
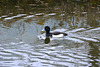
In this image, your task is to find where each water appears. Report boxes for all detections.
[0,0,100,67]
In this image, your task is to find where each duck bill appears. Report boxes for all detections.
[41,28,45,34]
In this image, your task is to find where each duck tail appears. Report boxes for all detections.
[64,33,68,36]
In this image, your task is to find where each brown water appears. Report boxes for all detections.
[0,0,100,67]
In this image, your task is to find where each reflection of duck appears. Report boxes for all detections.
[43,26,68,37]
[44,36,50,44]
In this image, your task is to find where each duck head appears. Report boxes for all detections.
[45,26,50,33]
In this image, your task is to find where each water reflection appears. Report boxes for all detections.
[44,36,50,44]
[88,42,100,67]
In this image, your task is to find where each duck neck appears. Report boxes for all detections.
[46,31,52,37]
[46,31,50,34]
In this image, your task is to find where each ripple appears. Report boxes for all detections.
[17,50,44,56]
[67,28,86,33]
[64,37,84,43]
[35,13,44,16]
[2,49,26,57]
[74,36,99,42]
[23,15,35,18]
[59,14,65,16]
[1,15,8,18]
[48,13,56,16]
[4,14,27,20]
[0,42,99,67]
[85,27,100,32]
[0,52,12,55]
[0,30,100,67]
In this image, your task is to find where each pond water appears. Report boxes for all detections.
[0,0,100,67]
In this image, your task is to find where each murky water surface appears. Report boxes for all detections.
[0,0,100,67]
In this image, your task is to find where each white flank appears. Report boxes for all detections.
[52,34,64,38]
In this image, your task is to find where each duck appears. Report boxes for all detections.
[43,26,68,37]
